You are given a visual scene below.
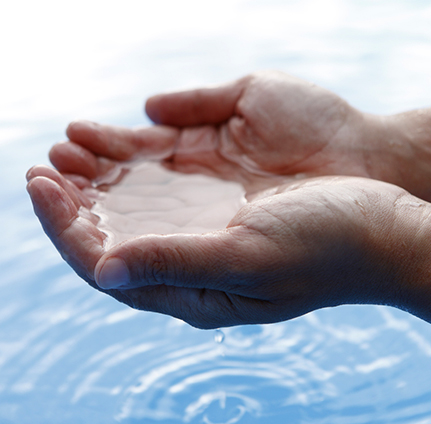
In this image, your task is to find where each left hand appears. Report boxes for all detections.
[46,71,391,196]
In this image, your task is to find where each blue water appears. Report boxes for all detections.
[2,1,431,422]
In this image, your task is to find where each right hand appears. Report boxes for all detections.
[26,165,431,329]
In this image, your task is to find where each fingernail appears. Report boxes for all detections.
[96,257,130,289]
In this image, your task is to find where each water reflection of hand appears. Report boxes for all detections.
[26,164,431,328]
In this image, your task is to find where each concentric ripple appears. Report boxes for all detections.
[2,245,431,423]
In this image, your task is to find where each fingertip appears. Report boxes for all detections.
[27,175,75,205]
[26,164,57,182]
[27,165,59,185]
[26,174,54,194]
[65,120,81,138]
[95,256,130,290]
[49,140,99,180]
[145,78,245,127]
[27,176,57,218]
[66,120,99,140]
[145,95,162,124]
[48,140,66,159]
[48,142,66,168]
[27,176,81,235]
[26,173,38,193]
[26,177,45,213]
[26,165,39,182]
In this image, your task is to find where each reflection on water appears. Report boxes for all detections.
[3,0,431,422]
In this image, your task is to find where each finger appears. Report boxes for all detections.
[26,176,105,282]
[145,76,250,127]
[49,141,99,179]
[93,226,276,296]
[61,173,92,190]
[66,120,180,161]
[26,165,93,209]
[50,141,118,180]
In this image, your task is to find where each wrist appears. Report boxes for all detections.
[364,110,431,201]
[376,196,431,322]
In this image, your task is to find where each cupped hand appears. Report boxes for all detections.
[49,70,431,201]
[26,166,431,328]
[49,70,395,196]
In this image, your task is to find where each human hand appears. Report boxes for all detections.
[26,166,431,328]
[52,71,369,195]
[50,70,431,200]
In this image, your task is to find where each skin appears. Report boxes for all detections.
[26,70,431,329]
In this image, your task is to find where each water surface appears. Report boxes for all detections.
[91,160,246,248]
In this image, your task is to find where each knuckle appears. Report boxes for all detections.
[139,245,184,286]
[142,247,171,285]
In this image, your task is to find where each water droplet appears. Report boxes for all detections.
[214,329,225,344]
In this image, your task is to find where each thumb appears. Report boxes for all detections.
[145,76,250,127]
[93,226,292,329]
[94,227,263,292]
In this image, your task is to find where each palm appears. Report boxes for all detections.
[146,71,369,192]
[176,72,356,174]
